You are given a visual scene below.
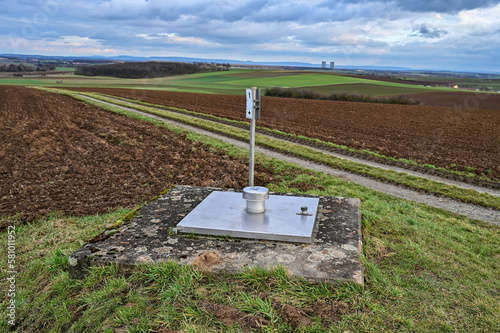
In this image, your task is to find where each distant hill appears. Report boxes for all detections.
[1,53,498,74]
[0,53,408,70]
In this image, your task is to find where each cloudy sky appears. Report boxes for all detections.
[1,0,499,71]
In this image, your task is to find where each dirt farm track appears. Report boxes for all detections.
[1,86,499,221]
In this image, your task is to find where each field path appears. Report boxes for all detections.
[76,94,500,224]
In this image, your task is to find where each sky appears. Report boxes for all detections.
[1,0,499,71]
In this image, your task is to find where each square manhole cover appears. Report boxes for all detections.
[176,191,319,243]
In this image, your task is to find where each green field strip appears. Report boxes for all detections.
[170,70,454,95]
[217,73,368,88]
[0,78,50,85]
[175,69,250,79]
[0,68,465,96]
[45,88,500,210]
[177,73,250,83]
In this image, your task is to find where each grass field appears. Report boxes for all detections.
[1,66,499,96]
[0,68,457,96]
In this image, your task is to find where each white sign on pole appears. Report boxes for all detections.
[246,88,254,119]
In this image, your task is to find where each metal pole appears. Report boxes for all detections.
[249,86,257,187]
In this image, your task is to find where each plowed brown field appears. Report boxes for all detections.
[67,88,500,181]
[0,86,276,222]
[405,91,500,110]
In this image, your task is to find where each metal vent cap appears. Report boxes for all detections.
[243,187,269,214]
[242,186,269,200]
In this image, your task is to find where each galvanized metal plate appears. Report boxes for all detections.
[176,191,320,243]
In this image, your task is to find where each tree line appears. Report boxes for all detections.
[0,63,57,72]
[265,87,421,105]
[75,61,231,78]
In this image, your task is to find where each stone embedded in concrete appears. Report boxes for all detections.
[68,185,363,284]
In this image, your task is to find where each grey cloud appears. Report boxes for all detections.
[395,0,498,13]
[89,0,364,25]
[249,2,316,23]
[38,31,61,40]
[411,24,447,38]
[323,0,499,13]
[196,0,269,22]
[90,0,270,22]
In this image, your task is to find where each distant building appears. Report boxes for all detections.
[330,62,335,69]
[321,61,326,69]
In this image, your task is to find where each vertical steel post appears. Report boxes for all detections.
[249,86,257,186]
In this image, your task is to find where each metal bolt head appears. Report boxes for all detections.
[297,206,313,216]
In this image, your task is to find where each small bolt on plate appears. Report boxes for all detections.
[297,206,313,216]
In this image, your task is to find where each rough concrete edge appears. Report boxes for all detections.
[348,197,364,285]
[69,189,364,285]
[68,186,177,279]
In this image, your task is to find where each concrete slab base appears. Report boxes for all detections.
[68,186,364,284]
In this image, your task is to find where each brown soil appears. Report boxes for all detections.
[192,250,222,271]
[199,300,270,331]
[279,304,312,327]
[266,294,351,328]
[0,86,277,223]
[199,295,353,331]
[303,299,350,321]
[67,87,500,180]
[404,91,500,110]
